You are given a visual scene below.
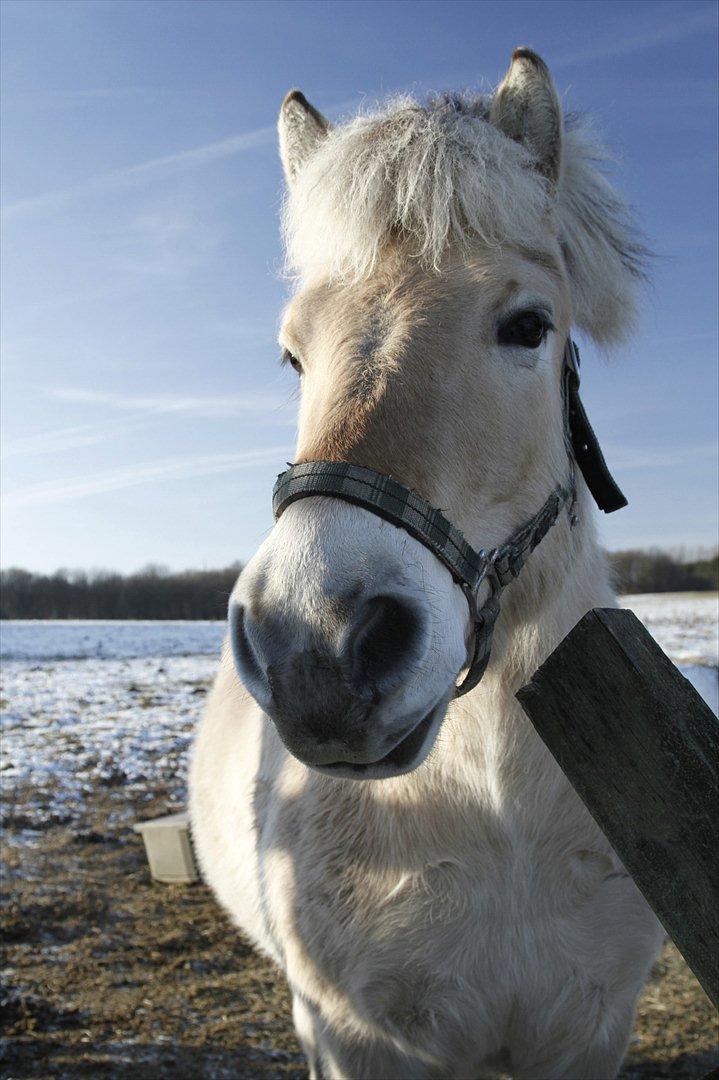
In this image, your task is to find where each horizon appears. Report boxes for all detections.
[2,0,718,573]
[2,543,717,580]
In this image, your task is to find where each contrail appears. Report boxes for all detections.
[1,124,275,219]
[1,96,359,221]
[553,6,718,70]
[2,445,292,508]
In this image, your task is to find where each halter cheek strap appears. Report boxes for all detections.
[563,340,627,514]
[272,339,626,696]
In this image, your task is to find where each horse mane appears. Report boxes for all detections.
[282,93,648,344]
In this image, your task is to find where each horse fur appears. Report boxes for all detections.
[190,48,662,1079]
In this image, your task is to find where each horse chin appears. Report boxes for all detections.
[304,697,450,781]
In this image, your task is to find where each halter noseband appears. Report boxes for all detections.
[272,339,626,696]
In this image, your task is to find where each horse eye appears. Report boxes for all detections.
[497,310,552,349]
[281,348,303,374]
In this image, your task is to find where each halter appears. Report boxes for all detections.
[272,339,626,696]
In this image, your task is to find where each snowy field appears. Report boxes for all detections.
[0,618,226,661]
[1,594,717,833]
[619,592,718,712]
[1,623,225,833]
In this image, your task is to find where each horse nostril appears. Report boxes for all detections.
[229,603,272,706]
[348,595,427,692]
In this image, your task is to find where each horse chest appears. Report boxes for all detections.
[269,793,533,976]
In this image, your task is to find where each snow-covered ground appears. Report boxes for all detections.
[619,593,718,667]
[1,594,716,831]
[0,619,226,662]
[0,651,221,831]
[619,592,718,713]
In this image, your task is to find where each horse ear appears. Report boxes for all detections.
[490,48,563,187]
[278,90,330,186]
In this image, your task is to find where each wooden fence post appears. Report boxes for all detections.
[516,607,719,1010]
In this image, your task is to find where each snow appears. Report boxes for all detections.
[0,620,226,661]
[0,652,221,831]
[1,595,716,831]
[619,593,718,668]
[619,593,718,715]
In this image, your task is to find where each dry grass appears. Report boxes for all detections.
[1,781,716,1080]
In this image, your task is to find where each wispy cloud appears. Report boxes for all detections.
[1,387,295,462]
[1,123,275,220]
[0,416,147,461]
[2,445,291,509]
[1,96,359,221]
[0,388,291,460]
[47,386,292,418]
[553,6,718,70]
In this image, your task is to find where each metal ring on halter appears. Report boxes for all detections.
[456,567,503,696]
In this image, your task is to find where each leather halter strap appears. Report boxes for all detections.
[272,338,625,695]
[563,340,627,513]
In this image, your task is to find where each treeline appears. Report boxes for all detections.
[0,550,716,620]
[608,549,718,595]
[0,565,242,620]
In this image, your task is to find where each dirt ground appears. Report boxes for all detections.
[1,782,717,1080]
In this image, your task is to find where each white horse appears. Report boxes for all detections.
[190,49,663,1079]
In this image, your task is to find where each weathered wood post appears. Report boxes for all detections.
[516,607,719,1010]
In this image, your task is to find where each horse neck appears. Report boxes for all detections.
[429,484,615,781]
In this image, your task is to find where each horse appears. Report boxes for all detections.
[189,48,663,1079]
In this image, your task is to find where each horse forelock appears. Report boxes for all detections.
[282,93,551,282]
[282,94,648,344]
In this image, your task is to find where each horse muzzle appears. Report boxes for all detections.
[228,498,469,778]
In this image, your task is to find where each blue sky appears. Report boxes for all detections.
[1,0,717,573]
